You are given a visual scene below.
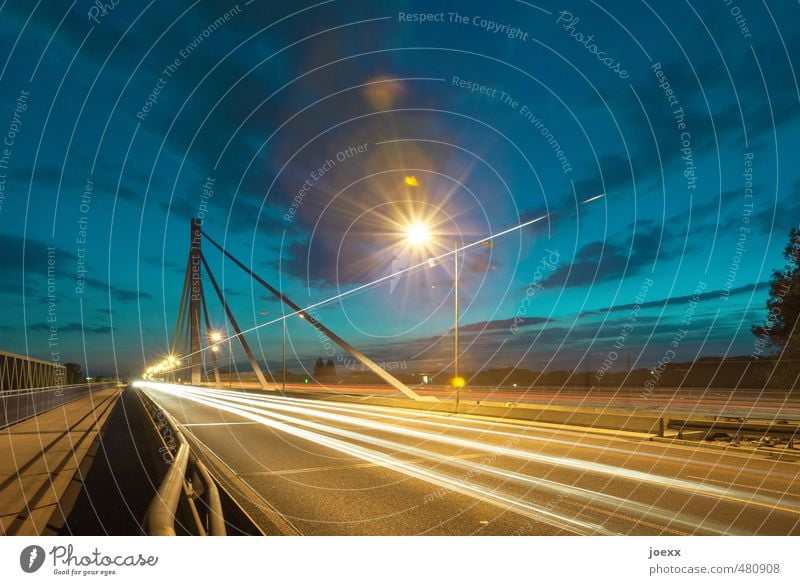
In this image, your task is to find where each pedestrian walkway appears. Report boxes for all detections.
[0,387,120,535]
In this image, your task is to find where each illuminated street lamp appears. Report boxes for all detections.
[405,222,463,408]
[208,330,225,386]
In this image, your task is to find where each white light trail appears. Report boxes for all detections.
[580,193,606,204]
[152,385,740,535]
[140,382,609,535]
[138,383,800,531]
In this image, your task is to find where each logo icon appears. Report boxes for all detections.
[20,545,45,573]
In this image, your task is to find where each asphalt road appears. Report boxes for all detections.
[138,382,800,536]
[217,380,800,421]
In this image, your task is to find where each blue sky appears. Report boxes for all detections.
[1,0,798,379]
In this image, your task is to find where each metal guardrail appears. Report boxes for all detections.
[137,390,225,536]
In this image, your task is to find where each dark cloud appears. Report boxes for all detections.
[579,281,769,317]
[28,322,114,334]
[458,316,552,332]
[0,234,151,302]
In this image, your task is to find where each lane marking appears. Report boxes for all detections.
[687,475,800,499]
[241,453,488,477]
[181,422,258,427]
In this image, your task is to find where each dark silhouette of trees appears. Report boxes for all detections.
[752,227,800,355]
[751,227,800,390]
[313,358,325,378]
[64,362,83,384]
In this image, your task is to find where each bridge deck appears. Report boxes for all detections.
[0,387,120,535]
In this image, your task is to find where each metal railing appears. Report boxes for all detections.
[137,390,226,536]
[0,383,112,429]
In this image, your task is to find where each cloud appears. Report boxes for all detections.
[0,234,152,302]
[28,322,113,334]
[458,316,553,332]
[579,281,769,316]
[540,218,697,289]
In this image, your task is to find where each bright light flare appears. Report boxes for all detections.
[406,222,430,245]
[404,175,419,187]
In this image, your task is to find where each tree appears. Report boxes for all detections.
[752,227,800,354]
[325,359,336,378]
[752,228,800,390]
[64,362,83,384]
[313,358,324,378]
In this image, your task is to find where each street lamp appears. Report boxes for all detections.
[208,330,224,386]
[260,310,287,392]
[405,222,463,408]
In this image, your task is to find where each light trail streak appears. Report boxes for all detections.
[140,383,800,527]
[146,383,796,513]
[149,385,739,535]
[580,193,606,204]
[138,382,609,535]
[188,389,800,482]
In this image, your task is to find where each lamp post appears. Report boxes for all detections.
[259,310,287,392]
[209,331,223,387]
[453,240,462,411]
[282,316,287,393]
[406,222,463,408]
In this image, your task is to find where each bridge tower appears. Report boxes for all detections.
[189,218,202,385]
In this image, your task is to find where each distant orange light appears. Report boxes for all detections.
[404,176,419,187]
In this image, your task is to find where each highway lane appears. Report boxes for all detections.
[137,382,800,536]
[217,380,800,420]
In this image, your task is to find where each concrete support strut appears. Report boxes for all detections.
[200,254,270,391]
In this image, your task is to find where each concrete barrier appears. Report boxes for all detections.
[268,390,668,435]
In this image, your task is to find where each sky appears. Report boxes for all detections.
[0,0,798,381]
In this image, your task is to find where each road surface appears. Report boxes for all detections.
[137,382,800,536]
